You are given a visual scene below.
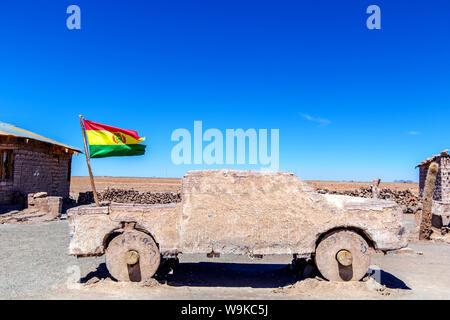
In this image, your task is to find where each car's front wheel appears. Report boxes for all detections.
[105,230,161,282]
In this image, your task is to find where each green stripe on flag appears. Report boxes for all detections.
[89,144,146,158]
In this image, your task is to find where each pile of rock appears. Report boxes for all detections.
[0,192,63,224]
[27,192,63,218]
[316,187,421,214]
[77,189,181,205]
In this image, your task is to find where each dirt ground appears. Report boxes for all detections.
[2,177,445,300]
[70,176,419,197]
[0,215,448,300]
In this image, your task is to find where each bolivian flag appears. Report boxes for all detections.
[84,120,146,158]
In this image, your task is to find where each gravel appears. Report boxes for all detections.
[0,221,103,299]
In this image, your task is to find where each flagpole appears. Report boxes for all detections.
[79,115,100,207]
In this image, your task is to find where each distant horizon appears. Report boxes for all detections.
[71,175,419,183]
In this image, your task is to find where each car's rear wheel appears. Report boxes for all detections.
[105,230,161,282]
[314,230,371,281]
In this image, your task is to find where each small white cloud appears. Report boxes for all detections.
[300,113,331,127]
[408,131,421,135]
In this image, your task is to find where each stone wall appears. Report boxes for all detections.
[316,187,420,214]
[77,189,181,205]
[441,156,450,202]
[0,136,73,205]
[419,159,442,201]
[419,156,450,202]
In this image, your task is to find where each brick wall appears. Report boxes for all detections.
[0,180,14,204]
[0,137,73,205]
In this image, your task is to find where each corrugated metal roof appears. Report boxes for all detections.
[0,121,82,153]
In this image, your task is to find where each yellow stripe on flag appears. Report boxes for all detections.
[86,130,145,146]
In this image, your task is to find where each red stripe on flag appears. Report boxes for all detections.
[84,120,143,141]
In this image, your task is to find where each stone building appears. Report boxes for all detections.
[416,149,450,228]
[417,149,450,201]
[0,121,81,206]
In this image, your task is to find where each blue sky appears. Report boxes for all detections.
[1,0,449,181]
